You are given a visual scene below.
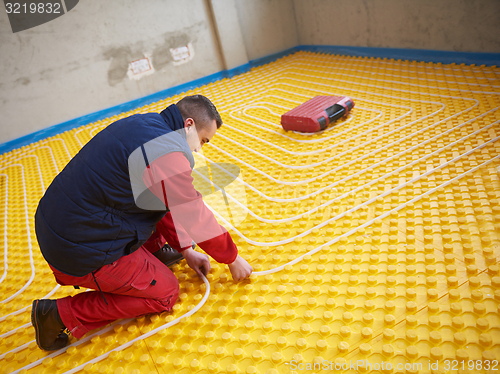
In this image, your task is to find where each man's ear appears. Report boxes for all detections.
[184,118,195,133]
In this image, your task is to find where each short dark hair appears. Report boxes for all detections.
[176,95,223,129]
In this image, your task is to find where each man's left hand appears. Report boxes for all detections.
[182,247,211,278]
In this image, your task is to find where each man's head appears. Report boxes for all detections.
[176,95,222,152]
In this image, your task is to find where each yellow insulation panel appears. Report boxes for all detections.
[0,52,499,373]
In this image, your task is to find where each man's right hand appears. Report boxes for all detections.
[182,247,211,279]
[228,255,253,281]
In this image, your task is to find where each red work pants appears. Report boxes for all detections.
[51,247,179,339]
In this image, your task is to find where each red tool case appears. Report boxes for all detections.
[280,96,354,133]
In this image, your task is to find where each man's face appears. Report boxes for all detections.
[184,118,218,152]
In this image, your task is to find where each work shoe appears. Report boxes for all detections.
[153,244,185,267]
[31,299,68,351]
[153,242,197,267]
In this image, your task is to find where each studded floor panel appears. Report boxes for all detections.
[1,51,500,374]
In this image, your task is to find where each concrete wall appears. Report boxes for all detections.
[234,0,299,61]
[0,0,224,144]
[208,0,249,70]
[294,0,500,53]
[0,0,301,145]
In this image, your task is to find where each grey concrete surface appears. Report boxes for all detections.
[234,0,299,61]
[209,0,249,70]
[294,0,500,53]
[0,0,222,144]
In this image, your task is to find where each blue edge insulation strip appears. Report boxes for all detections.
[2,44,499,155]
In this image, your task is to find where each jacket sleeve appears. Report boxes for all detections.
[142,152,238,264]
[141,227,166,254]
[156,211,193,252]
[141,212,191,254]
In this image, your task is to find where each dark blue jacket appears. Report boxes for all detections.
[35,104,194,277]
